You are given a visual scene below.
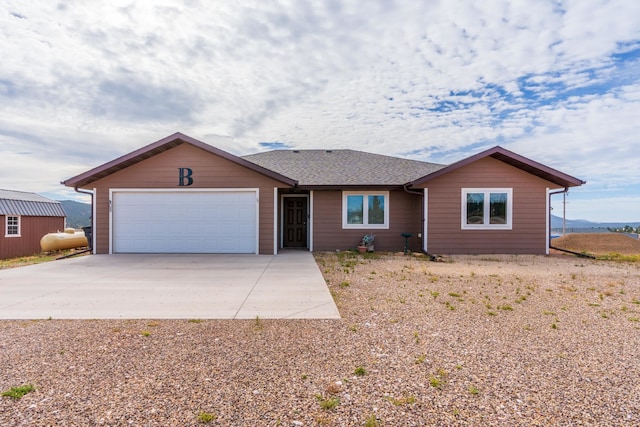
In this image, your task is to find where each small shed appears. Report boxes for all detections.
[0,189,66,259]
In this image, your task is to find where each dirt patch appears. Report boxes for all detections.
[552,233,640,255]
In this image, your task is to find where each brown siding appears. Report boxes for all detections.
[0,216,65,259]
[312,190,423,252]
[415,157,554,254]
[84,143,291,255]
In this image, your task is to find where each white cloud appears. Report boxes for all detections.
[0,0,639,221]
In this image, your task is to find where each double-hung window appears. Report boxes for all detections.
[5,215,20,237]
[462,189,512,230]
[342,191,389,229]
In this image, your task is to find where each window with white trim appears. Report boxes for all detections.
[5,215,20,237]
[461,189,512,230]
[342,191,389,229]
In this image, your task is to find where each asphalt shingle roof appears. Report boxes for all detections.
[0,189,66,217]
[242,149,446,187]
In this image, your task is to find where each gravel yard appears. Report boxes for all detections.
[1,252,639,426]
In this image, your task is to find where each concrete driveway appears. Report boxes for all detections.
[0,252,340,320]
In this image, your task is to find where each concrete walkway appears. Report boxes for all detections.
[0,252,340,320]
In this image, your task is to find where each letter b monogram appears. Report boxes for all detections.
[178,168,193,186]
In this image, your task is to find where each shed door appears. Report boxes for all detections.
[112,190,257,253]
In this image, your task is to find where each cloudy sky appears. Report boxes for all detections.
[1,1,639,222]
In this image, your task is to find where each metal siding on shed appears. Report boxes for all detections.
[1,216,66,259]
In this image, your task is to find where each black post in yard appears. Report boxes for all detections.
[401,233,413,255]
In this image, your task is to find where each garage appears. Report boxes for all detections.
[111,189,258,253]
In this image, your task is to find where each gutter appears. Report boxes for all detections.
[73,187,94,253]
[548,187,568,237]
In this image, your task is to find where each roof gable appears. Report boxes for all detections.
[410,146,585,188]
[63,132,297,188]
[243,149,445,187]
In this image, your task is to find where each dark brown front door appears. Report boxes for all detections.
[283,197,307,248]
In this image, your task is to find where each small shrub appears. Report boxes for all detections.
[429,368,448,389]
[354,366,367,376]
[2,384,35,400]
[196,411,216,423]
[364,414,381,427]
[316,395,340,410]
[469,385,480,395]
[429,376,443,389]
[385,395,416,405]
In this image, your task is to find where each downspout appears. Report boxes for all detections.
[548,187,595,259]
[74,187,94,254]
[403,184,437,261]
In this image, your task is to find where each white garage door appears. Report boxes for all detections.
[112,190,258,253]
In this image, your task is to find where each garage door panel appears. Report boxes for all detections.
[113,191,257,253]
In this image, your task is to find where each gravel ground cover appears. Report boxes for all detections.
[1,252,639,426]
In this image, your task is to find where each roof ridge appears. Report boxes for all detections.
[244,148,444,166]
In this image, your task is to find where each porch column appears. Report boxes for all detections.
[273,187,278,255]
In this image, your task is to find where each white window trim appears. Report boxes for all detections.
[342,191,390,229]
[5,215,21,237]
[461,188,513,230]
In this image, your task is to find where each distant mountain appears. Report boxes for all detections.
[59,200,91,228]
[551,215,640,230]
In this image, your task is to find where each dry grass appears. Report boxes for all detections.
[0,253,60,270]
[0,250,91,270]
[553,233,640,258]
